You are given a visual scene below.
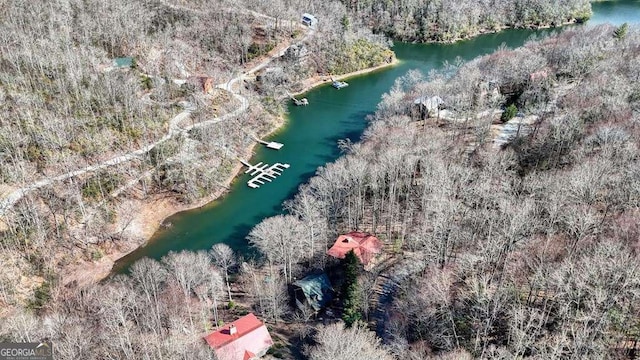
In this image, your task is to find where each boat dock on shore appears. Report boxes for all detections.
[240,160,290,188]
[255,138,284,150]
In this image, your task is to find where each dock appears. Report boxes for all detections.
[288,92,309,106]
[254,136,284,150]
[257,139,284,150]
[332,80,348,89]
[240,160,290,188]
[292,97,309,106]
[330,76,348,89]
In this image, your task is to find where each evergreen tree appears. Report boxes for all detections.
[614,22,629,40]
[341,250,362,327]
[501,104,518,122]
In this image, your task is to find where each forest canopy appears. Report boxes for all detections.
[342,0,592,42]
[251,22,640,358]
[1,0,640,359]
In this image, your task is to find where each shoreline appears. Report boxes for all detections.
[122,59,402,252]
[61,16,572,286]
[64,58,399,287]
[60,140,258,287]
[399,18,581,44]
[290,57,399,98]
[49,14,579,286]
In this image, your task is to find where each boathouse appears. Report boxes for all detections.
[327,232,383,268]
[203,313,273,360]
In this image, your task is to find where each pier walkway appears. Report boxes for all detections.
[240,160,290,188]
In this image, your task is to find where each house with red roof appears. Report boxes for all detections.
[203,313,273,360]
[326,232,383,269]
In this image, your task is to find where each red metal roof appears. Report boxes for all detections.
[203,313,273,360]
[326,232,383,265]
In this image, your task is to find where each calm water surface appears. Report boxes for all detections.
[113,1,640,273]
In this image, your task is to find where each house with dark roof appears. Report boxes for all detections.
[327,232,383,269]
[203,313,273,360]
[292,273,333,312]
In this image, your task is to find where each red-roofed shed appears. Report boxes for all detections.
[203,313,273,360]
[326,232,383,267]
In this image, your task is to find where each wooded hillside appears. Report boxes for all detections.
[342,0,592,42]
[4,22,636,360]
[2,1,639,359]
[0,0,392,314]
[250,23,640,358]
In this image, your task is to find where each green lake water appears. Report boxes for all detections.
[112,1,640,273]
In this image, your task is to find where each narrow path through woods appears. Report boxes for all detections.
[0,20,313,216]
[369,252,429,342]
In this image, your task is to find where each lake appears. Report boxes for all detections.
[112,0,640,273]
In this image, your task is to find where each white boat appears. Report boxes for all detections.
[332,80,349,89]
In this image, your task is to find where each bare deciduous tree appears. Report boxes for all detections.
[306,322,394,360]
[210,243,236,303]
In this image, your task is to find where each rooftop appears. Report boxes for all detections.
[326,231,383,266]
[203,313,273,360]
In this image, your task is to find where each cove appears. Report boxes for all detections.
[112,1,640,273]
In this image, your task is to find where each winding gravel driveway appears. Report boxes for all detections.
[0,22,312,216]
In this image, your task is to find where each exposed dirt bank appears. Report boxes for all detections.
[63,53,399,288]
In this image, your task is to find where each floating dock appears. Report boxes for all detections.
[330,76,349,89]
[288,92,309,106]
[255,137,284,150]
[240,160,290,188]
[266,142,284,150]
[293,97,309,106]
[332,80,348,89]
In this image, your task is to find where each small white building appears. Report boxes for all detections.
[302,13,318,27]
[413,95,444,112]
[412,95,444,119]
